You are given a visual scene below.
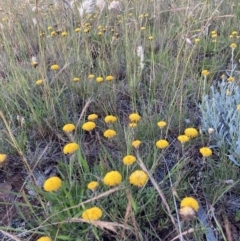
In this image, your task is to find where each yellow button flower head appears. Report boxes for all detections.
[105,75,114,81]
[103,171,122,186]
[129,123,137,128]
[184,127,198,138]
[194,38,200,44]
[88,114,98,121]
[43,176,62,192]
[148,36,153,40]
[50,64,59,70]
[129,170,148,187]
[202,70,210,76]
[177,135,189,143]
[47,26,52,30]
[230,43,237,49]
[88,74,94,79]
[82,121,96,131]
[123,155,136,165]
[63,142,79,154]
[73,77,80,82]
[132,140,141,149]
[129,113,141,123]
[96,77,104,83]
[180,197,199,212]
[75,28,81,32]
[87,181,99,190]
[211,33,217,39]
[104,115,117,123]
[199,147,212,157]
[227,76,234,82]
[103,129,116,138]
[156,139,169,149]
[51,31,57,36]
[61,31,67,36]
[0,154,7,163]
[31,61,38,67]
[237,104,240,110]
[82,207,103,221]
[37,237,52,241]
[62,123,75,132]
[157,121,167,128]
[36,79,43,85]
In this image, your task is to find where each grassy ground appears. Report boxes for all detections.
[0,0,240,240]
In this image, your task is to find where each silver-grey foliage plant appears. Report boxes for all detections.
[200,81,240,166]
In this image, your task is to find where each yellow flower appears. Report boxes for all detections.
[62,123,75,132]
[123,155,136,165]
[87,181,99,190]
[232,31,238,36]
[39,31,45,37]
[221,74,226,79]
[230,43,237,49]
[229,34,234,39]
[237,104,240,110]
[156,139,169,149]
[140,26,146,30]
[199,147,212,157]
[103,129,116,138]
[129,170,148,187]
[82,207,103,221]
[211,33,217,38]
[51,31,57,36]
[105,75,114,81]
[129,123,137,128]
[73,77,80,82]
[50,64,59,70]
[202,70,210,76]
[96,77,104,83]
[84,28,90,33]
[227,76,234,82]
[132,140,141,149]
[157,121,167,128]
[194,38,200,44]
[148,36,153,40]
[211,31,217,35]
[0,154,7,163]
[61,31,67,36]
[63,142,79,154]
[75,28,81,32]
[103,171,122,186]
[31,61,38,67]
[36,79,43,85]
[43,176,62,192]
[180,197,199,212]
[129,113,141,123]
[37,237,52,241]
[177,135,189,143]
[88,74,94,79]
[184,127,198,138]
[47,26,52,30]
[82,121,96,131]
[87,114,98,121]
[104,115,117,123]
